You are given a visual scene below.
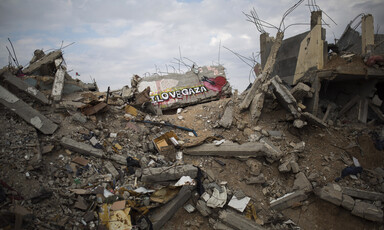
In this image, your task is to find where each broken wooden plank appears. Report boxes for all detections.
[23,50,62,75]
[369,102,384,121]
[0,85,58,134]
[322,104,333,122]
[338,95,360,118]
[51,60,65,102]
[1,71,50,104]
[301,112,328,128]
[141,165,198,183]
[60,137,104,158]
[184,141,283,161]
[151,186,193,230]
[219,210,266,230]
[358,98,369,123]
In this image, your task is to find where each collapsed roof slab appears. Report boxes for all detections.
[137,65,231,111]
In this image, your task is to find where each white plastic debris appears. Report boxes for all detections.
[134,187,155,194]
[178,116,184,120]
[206,187,227,208]
[104,189,114,198]
[110,133,117,138]
[228,195,251,212]
[177,108,183,114]
[175,176,196,186]
[188,132,194,137]
[353,157,361,167]
[184,204,195,213]
[214,139,225,146]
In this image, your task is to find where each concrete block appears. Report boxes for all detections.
[290,82,311,102]
[0,85,58,134]
[52,67,66,101]
[60,137,104,158]
[314,185,342,206]
[341,194,355,211]
[293,172,312,192]
[271,76,299,118]
[141,165,198,183]
[104,161,119,178]
[219,100,234,129]
[249,92,265,121]
[184,141,283,161]
[343,187,384,202]
[218,210,266,230]
[270,190,307,211]
[352,200,383,222]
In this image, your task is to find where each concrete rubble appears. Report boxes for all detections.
[1,8,384,230]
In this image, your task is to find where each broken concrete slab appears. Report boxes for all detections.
[352,200,383,222]
[184,141,283,161]
[270,190,307,211]
[290,82,311,102]
[249,92,265,121]
[218,210,266,230]
[51,60,65,102]
[1,71,50,104]
[141,164,198,183]
[151,186,193,230]
[82,102,108,116]
[341,194,355,211]
[270,76,300,118]
[314,184,343,206]
[209,218,234,230]
[23,50,62,75]
[137,65,231,111]
[104,161,119,178]
[0,85,58,134]
[239,74,266,111]
[293,172,312,192]
[246,174,266,185]
[60,137,104,158]
[219,100,234,129]
[342,187,384,202]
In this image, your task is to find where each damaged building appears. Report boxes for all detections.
[0,7,384,230]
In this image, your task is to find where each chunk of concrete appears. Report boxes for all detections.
[209,218,234,230]
[270,190,307,211]
[151,186,193,230]
[293,172,312,192]
[196,200,212,217]
[60,137,104,158]
[352,200,383,222]
[1,71,50,104]
[104,161,119,178]
[290,82,311,102]
[246,174,266,185]
[141,165,198,183]
[314,184,342,206]
[249,92,265,121]
[23,50,62,75]
[290,161,300,173]
[185,141,282,161]
[343,187,384,202]
[270,76,300,118]
[0,85,58,134]
[219,100,234,129]
[51,66,66,102]
[219,210,266,230]
[341,194,355,211]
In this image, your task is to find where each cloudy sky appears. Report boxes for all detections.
[0,0,383,92]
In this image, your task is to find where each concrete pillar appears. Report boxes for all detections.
[361,14,374,55]
[259,33,273,69]
[310,11,322,29]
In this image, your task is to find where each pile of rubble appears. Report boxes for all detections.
[1,10,384,230]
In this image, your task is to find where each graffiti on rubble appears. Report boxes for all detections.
[150,85,208,103]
